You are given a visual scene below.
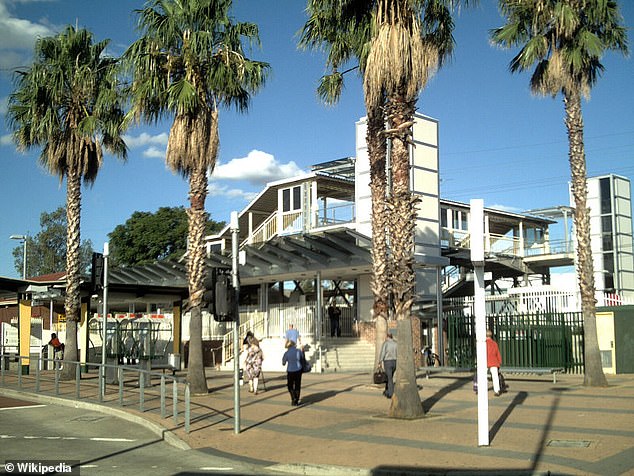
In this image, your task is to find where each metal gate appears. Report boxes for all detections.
[445,310,585,373]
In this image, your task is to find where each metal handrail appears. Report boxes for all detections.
[0,352,191,433]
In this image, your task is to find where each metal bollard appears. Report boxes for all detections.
[54,367,60,395]
[1,354,4,385]
[98,365,103,402]
[173,380,178,424]
[139,372,145,412]
[160,376,166,419]
[76,364,81,399]
[185,384,190,433]
[119,367,124,405]
[35,358,40,393]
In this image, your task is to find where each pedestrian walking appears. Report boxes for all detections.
[282,339,304,406]
[245,336,264,394]
[379,333,397,398]
[486,329,503,396]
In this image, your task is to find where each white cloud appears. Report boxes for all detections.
[208,182,258,202]
[123,132,168,159]
[489,203,523,214]
[0,0,55,71]
[0,133,12,146]
[123,132,169,148]
[142,146,166,159]
[213,149,304,185]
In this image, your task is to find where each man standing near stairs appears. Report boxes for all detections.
[379,333,397,398]
[285,323,301,347]
[328,303,341,337]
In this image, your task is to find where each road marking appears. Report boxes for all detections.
[199,467,235,472]
[90,437,136,442]
[0,405,47,411]
[0,435,135,442]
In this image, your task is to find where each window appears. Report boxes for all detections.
[602,234,614,252]
[600,177,612,214]
[282,186,301,212]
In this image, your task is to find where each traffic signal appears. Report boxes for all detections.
[214,269,235,322]
[91,252,104,292]
[202,269,216,315]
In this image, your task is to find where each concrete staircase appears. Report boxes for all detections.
[319,337,375,373]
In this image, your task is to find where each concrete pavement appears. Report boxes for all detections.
[2,368,633,475]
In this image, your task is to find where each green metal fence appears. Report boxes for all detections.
[446,310,585,373]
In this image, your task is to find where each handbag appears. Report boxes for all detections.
[302,358,312,373]
[300,351,312,373]
[374,367,387,384]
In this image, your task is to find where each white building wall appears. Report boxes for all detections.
[573,174,634,300]
[355,114,442,308]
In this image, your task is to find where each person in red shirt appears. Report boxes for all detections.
[486,329,503,396]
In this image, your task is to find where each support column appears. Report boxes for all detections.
[172,301,182,359]
[18,298,31,375]
[79,298,89,370]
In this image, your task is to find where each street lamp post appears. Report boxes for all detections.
[10,234,27,279]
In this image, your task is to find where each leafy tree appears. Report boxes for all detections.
[8,26,127,380]
[125,0,269,394]
[108,206,225,266]
[12,207,94,278]
[491,0,628,387]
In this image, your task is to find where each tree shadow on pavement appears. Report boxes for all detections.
[422,377,471,413]
[241,384,359,432]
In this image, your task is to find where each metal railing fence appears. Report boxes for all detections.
[0,352,191,433]
[445,310,585,373]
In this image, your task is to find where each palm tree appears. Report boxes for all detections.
[302,0,463,418]
[491,0,628,387]
[8,26,127,380]
[363,0,460,418]
[299,0,391,383]
[125,0,269,395]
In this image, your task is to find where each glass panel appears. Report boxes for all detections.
[293,186,301,211]
[282,189,291,212]
[602,234,613,251]
[603,253,614,273]
[601,216,612,233]
[600,177,611,214]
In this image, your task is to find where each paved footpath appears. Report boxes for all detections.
[2,369,634,475]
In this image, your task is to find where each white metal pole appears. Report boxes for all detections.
[101,243,109,398]
[231,212,241,434]
[470,199,489,447]
[22,239,27,280]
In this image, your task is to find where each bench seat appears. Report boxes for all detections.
[501,367,564,383]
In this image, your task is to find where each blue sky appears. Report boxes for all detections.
[0,0,632,279]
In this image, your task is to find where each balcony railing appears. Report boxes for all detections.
[441,227,573,260]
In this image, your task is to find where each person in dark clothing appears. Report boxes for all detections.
[379,333,397,398]
[328,303,341,337]
[282,340,304,406]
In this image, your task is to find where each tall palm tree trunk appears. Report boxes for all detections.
[385,94,423,418]
[61,169,82,380]
[187,167,209,395]
[564,91,608,387]
[368,106,391,376]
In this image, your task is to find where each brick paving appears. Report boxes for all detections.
[2,367,633,475]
